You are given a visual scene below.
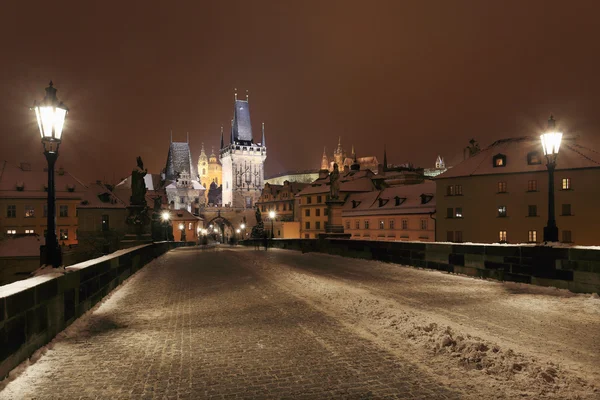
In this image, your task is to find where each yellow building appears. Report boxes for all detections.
[0,162,84,246]
[197,143,222,202]
[170,209,203,242]
[296,169,375,239]
[436,136,600,245]
[342,181,436,241]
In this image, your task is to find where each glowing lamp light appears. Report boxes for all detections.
[240,223,246,229]
[214,228,218,233]
[236,229,241,233]
[179,223,184,230]
[540,132,562,157]
[269,211,276,219]
[161,211,170,221]
[32,82,68,149]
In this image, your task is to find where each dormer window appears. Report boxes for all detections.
[394,196,406,206]
[378,198,389,207]
[351,200,361,208]
[420,194,433,204]
[98,193,111,203]
[493,154,506,167]
[527,151,542,165]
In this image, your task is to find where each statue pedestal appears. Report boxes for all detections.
[320,199,351,240]
[122,205,152,248]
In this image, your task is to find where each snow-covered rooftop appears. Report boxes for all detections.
[342,181,435,216]
[437,136,600,179]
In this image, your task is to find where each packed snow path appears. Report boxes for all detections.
[1,247,599,399]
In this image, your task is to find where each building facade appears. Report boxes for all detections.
[164,140,205,214]
[220,96,266,208]
[342,181,436,241]
[256,181,309,222]
[436,136,600,245]
[0,162,84,246]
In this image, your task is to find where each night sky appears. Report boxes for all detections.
[1,1,599,183]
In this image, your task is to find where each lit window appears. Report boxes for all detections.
[421,219,428,230]
[561,204,572,216]
[6,229,16,235]
[379,220,384,229]
[493,154,506,167]
[401,219,408,230]
[527,180,538,192]
[455,208,463,218]
[25,229,35,234]
[389,220,395,229]
[562,178,571,190]
[528,205,537,217]
[498,206,507,217]
[446,185,454,196]
[497,182,507,193]
[6,205,16,218]
[455,185,462,195]
[188,223,192,230]
[24,205,35,218]
[60,229,69,241]
[364,220,370,229]
[527,151,542,165]
[528,230,537,243]
[499,231,507,242]
[562,230,572,243]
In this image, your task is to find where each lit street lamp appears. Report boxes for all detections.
[161,211,170,241]
[540,115,563,242]
[269,211,276,239]
[179,223,186,242]
[32,82,68,268]
[240,223,246,239]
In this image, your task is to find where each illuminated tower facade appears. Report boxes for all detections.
[220,92,267,208]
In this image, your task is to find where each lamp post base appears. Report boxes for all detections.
[543,225,559,242]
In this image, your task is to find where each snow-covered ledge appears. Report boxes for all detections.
[242,239,600,294]
[0,241,181,380]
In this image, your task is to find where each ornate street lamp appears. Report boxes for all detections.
[161,211,170,241]
[240,223,246,239]
[540,115,562,242]
[269,211,276,239]
[32,82,68,268]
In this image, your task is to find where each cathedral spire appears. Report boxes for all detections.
[261,122,266,147]
[351,144,355,157]
[321,147,329,170]
[220,126,224,149]
[230,118,234,144]
[234,88,238,101]
[246,89,249,102]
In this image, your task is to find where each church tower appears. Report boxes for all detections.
[219,91,267,208]
[333,136,345,168]
[198,143,208,184]
[320,147,329,171]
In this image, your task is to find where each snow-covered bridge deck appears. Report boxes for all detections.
[1,247,598,399]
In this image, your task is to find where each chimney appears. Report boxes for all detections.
[20,162,31,171]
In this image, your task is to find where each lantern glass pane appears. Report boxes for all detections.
[40,107,55,139]
[54,108,67,139]
[540,132,562,156]
[34,107,44,139]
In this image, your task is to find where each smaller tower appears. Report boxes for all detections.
[383,145,388,171]
[435,155,445,169]
[320,147,329,170]
[262,122,266,147]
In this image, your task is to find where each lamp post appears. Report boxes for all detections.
[540,115,563,242]
[179,223,186,242]
[161,211,170,241]
[240,223,246,239]
[269,211,276,239]
[32,82,68,268]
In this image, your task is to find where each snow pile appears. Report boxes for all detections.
[251,250,599,400]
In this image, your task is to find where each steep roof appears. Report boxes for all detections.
[342,181,436,217]
[232,99,253,143]
[165,142,196,181]
[437,136,600,179]
[297,174,375,196]
[0,161,86,200]
[169,209,203,222]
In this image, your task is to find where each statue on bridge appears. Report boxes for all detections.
[329,163,340,200]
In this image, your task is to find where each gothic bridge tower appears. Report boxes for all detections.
[219,90,267,208]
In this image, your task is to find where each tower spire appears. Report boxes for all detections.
[220,126,224,149]
[246,89,249,102]
[187,131,189,143]
[234,88,238,101]
[230,118,234,144]
[321,146,329,170]
[261,122,266,147]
